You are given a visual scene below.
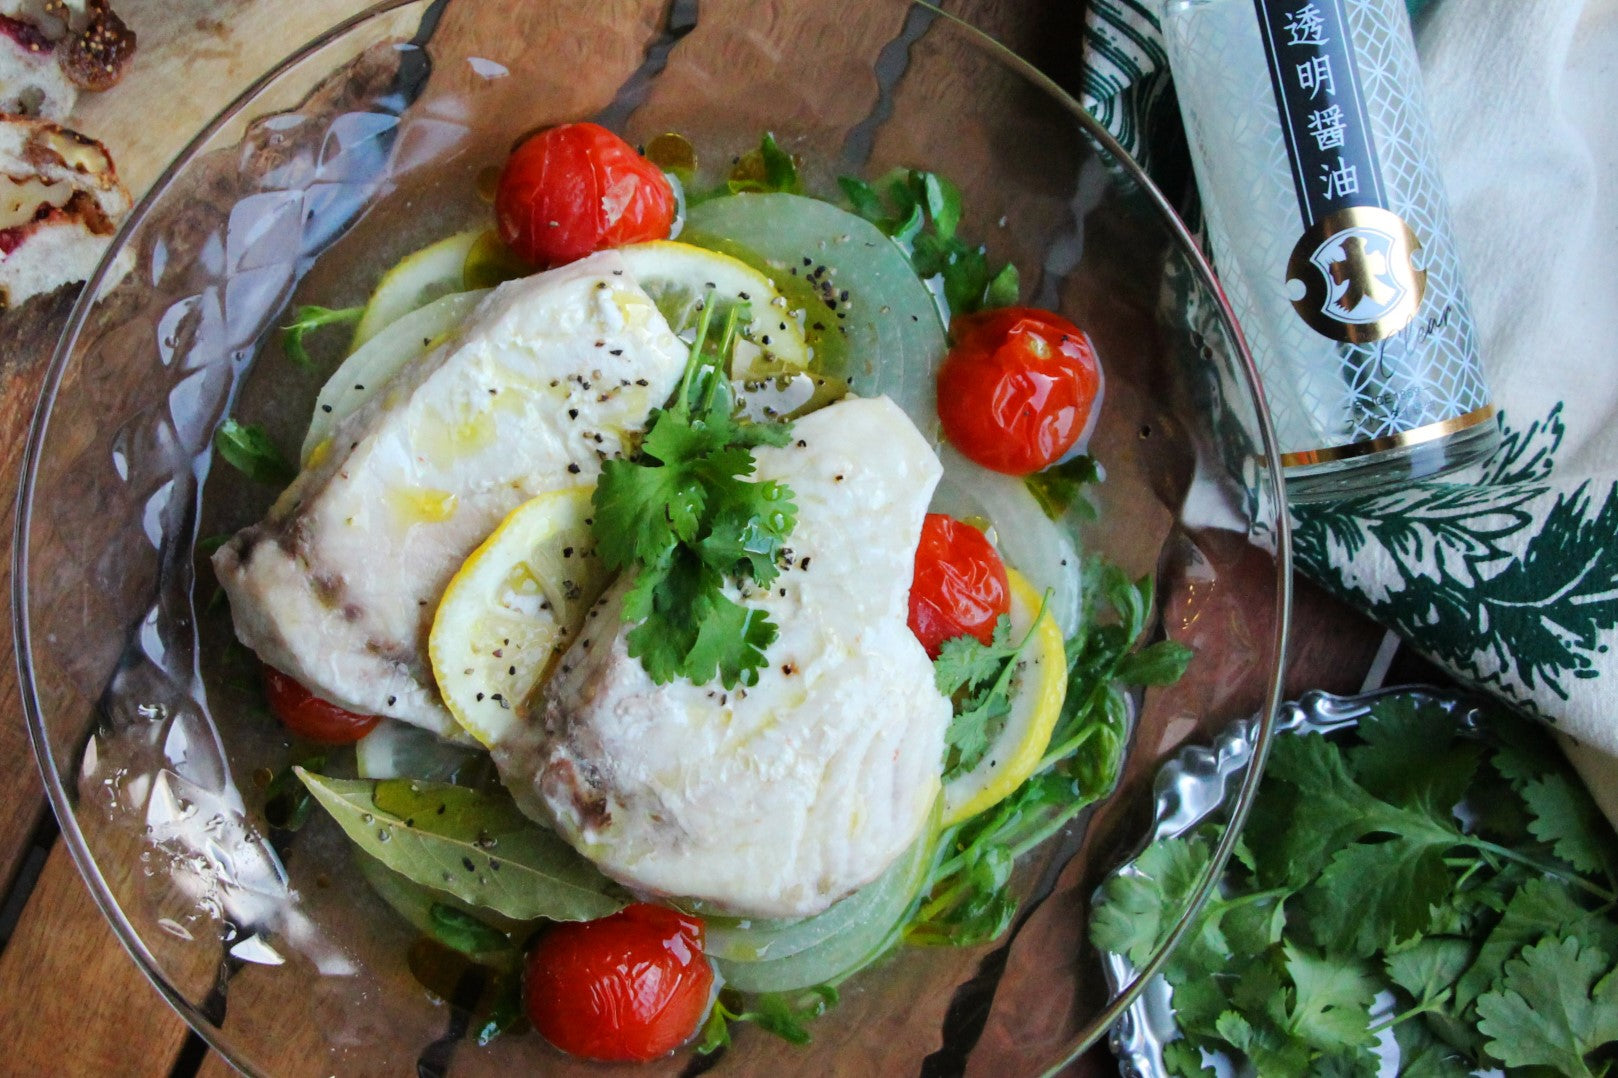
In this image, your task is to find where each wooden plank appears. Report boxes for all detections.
[0,288,79,897]
[0,843,191,1076]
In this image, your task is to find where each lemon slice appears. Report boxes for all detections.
[429,487,608,747]
[616,240,811,379]
[352,229,483,349]
[942,569,1068,825]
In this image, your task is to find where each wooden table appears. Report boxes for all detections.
[0,1,1419,1073]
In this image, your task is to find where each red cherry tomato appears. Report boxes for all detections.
[908,513,1011,659]
[494,122,676,268]
[262,665,381,745]
[524,903,713,1062]
[936,306,1102,475]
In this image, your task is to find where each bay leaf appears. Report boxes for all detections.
[297,769,624,922]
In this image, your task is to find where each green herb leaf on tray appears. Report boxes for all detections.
[592,299,796,689]
[281,304,363,369]
[214,418,296,487]
[1475,935,1618,1076]
[1090,691,1618,1076]
[297,770,625,923]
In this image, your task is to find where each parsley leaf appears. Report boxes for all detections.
[214,418,295,486]
[281,304,362,369]
[1475,935,1618,1076]
[591,299,796,689]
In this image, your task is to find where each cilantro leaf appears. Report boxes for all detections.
[1281,942,1377,1052]
[1392,1017,1475,1078]
[214,419,295,486]
[281,304,362,369]
[1522,770,1617,876]
[1475,935,1618,1076]
[1455,874,1618,1010]
[1090,836,1212,966]
[1349,693,1482,815]
[725,132,802,196]
[1214,1009,1313,1074]
[837,168,1017,316]
[1301,836,1455,958]
[1161,1037,1214,1077]
[1385,936,1473,1007]
[683,588,779,689]
[696,985,838,1054]
[1113,639,1194,687]
[1024,455,1101,521]
[591,299,794,688]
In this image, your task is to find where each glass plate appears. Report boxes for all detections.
[14,1,1291,1073]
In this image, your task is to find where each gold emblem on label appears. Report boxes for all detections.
[1285,206,1425,343]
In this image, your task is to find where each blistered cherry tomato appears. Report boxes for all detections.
[262,664,381,745]
[936,306,1102,475]
[524,903,713,1062]
[494,122,676,268]
[908,513,1011,659]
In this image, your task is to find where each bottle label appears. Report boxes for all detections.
[1255,0,1425,343]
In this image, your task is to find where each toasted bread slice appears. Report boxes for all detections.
[0,114,128,306]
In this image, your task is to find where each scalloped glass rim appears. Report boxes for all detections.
[11,1,1294,1073]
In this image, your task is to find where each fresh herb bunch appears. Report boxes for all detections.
[1092,693,1618,1077]
[592,299,798,689]
[906,564,1192,947]
[838,169,1019,316]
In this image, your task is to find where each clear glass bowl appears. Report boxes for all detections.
[13,2,1291,1074]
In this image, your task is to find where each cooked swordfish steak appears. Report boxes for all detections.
[497,396,951,918]
[213,253,689,736]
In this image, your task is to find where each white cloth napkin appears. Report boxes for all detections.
[1083,0,1618,797]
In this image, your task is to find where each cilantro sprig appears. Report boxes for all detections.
[905,566,1192,947]
[1093,693,1618,1077]
[838,169,1019,316]
[592,299,796,689]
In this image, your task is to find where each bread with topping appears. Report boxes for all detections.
[0,0,134,120]
[0,113,128,307]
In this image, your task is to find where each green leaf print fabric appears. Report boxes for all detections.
[1082,0,1618,766]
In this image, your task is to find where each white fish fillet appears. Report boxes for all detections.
[213,253,689,735]
[497,396,950,918]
